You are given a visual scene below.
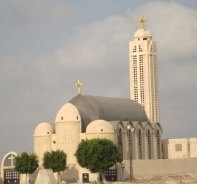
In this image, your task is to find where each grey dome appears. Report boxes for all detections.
[69,95,147,132]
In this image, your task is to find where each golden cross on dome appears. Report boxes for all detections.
[75,80,83,95]
[138,16,147,29]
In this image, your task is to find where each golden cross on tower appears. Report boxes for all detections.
[138,16,147,29]
[75,80,83,95]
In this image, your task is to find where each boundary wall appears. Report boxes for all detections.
[124,158,197,176]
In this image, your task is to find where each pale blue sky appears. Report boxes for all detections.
[0,0,197,159]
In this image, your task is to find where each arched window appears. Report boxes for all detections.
[118,128,123,158]
[156,130,161,159]
[138,129,142,159]
[147,130,152,159]
[4,154,16,167]
[127,129,132,159]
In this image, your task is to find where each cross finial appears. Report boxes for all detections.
[138,16,147,29]
[75,80,83,95]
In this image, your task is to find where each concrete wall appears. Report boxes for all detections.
[189,138,197,158]
[34,135,53,164]
[55,121,80,164]
[121,158,197,177]
[162,139,189,159]
[162,138,197,159]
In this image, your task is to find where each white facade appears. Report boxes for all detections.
[162,138,197,159]
[129,25,160,123]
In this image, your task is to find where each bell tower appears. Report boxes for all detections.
[129,16,160,123]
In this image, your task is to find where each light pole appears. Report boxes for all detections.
[127,125,134,181]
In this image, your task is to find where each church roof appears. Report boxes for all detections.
[69,95,147,132]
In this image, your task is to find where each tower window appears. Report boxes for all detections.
[143,38,147,40]
[118,128,123,159]
[133,46,137,53]
[139,45,143,52]
[128,129,133,159]
[147,130,152,159]
[156,130,161,159]
[138,129,142,159]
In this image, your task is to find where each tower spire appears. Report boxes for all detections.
[138,16,147,29]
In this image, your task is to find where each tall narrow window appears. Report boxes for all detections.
[147,130,152,159]
[138,129,142,159]
[156,130,161,159]
[139,45,143,52]
[118,128,123,159]
[128,129,132,159]
[133,45,137,52]
[133,55,138,102]
[139,55,145,108]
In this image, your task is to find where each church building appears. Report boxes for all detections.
[2,16,197,184]
[33,17,162,183]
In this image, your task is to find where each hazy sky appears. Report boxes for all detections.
[0,0,197,159]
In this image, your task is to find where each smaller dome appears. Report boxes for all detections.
[34,122,54,136]
[55,103,81,123]
[134,28,152,38]
[86,120,114,133]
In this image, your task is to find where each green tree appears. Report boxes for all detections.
[75,138,122,183]
[43,150,67,183]
[14,152,39,184]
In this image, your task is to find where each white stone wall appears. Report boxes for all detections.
[34,135,52,164]
[162,138,189,159]
[132,158,197,176]
[51,134,56,151]
[55,121,80,164]
[162,138,197,159]
[189,138,197,158]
